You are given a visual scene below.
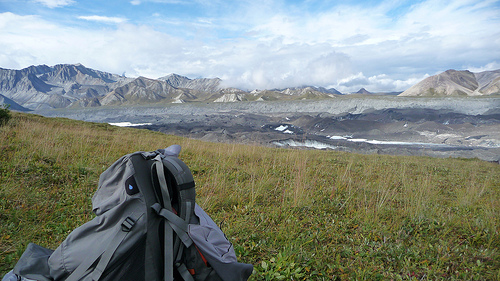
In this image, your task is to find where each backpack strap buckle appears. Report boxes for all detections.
[121,217,135,232]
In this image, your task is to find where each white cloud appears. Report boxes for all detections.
[202,40,354,90]
[244,0,500,79]
[467,61,500,73]
[33,0,75,8]
[0,12,356,90]
[1,0,499,92]
[337,73,369,89]
[131,0,192,4]
[336,72,429,93]
[77,15,128,24]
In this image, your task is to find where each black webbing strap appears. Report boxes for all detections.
[153,155,174,281]
[176,263,195,281]
[132,151,197,281]
[152,155,198,281]
[130,154,163,281]
[151,203,193,247]
[65,214,141,281]
[89,215,142,281]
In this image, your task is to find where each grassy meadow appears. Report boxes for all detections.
[1,112,499,280]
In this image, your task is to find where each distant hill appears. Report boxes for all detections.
[158,73,222,93]
[100,76,198,106]
[0,64,345,110]
[345,88,400,96]
[0,94,31,111]
[355,88,372,95]
[475,70,500,95]
[0,64,131,110]
[279,86,341,97]
[399,69,500,96]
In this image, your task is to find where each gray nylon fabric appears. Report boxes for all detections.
[161,156,194,191]
[154,155,175,281]
[2,270,37,281]
[189,204,237,264]
[188,204,254,281]
[92,155,136,215]
[48,152,147,280]
[13,244,53,281]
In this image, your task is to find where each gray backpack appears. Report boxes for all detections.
[4,146,253,281]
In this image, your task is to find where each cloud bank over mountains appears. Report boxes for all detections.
[0,0,499,92]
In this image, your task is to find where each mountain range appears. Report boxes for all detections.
[0,64,340,110]
[1,64,499,110]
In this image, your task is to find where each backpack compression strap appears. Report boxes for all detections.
[154,156,175,281]
[151,155,196,281]
[64,211,143,281]
[132,151,196,281]
[130,154,163,281]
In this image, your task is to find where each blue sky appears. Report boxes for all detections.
[1,0,499,92]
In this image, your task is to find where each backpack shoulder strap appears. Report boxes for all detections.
[130,153,163,281]
[151,154,197,281]
[130,149,197,281]
[160,155,196,222]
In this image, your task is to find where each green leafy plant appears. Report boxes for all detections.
[256,253,307,280]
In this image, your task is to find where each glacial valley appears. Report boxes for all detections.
[34,96,500,163]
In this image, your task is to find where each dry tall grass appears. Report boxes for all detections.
[1,112,499,280]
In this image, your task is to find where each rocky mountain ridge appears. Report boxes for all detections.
[399,69,500,96]
[0,64,345,110]
[158,73,222,93]
[0,64,131,109]
[0,94,30,111]
[1,64,499,110]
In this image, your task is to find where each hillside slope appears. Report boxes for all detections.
[0,94,31,112]
[1,113,499,280]
[400,69,500,96]
[100,76,195,105]
[0,64,130,109]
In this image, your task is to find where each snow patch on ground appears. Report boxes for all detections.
[275,125,288,131]
[273,139,338,150]
[109,122,152,127]
[275,125,294,134]
[327,135,450,147]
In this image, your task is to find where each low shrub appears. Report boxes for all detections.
[0,104,11,126]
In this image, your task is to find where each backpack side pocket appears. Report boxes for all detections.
[188,204,237,264]
[188,204,253,281]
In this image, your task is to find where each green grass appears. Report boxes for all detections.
[1,112,499,280]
